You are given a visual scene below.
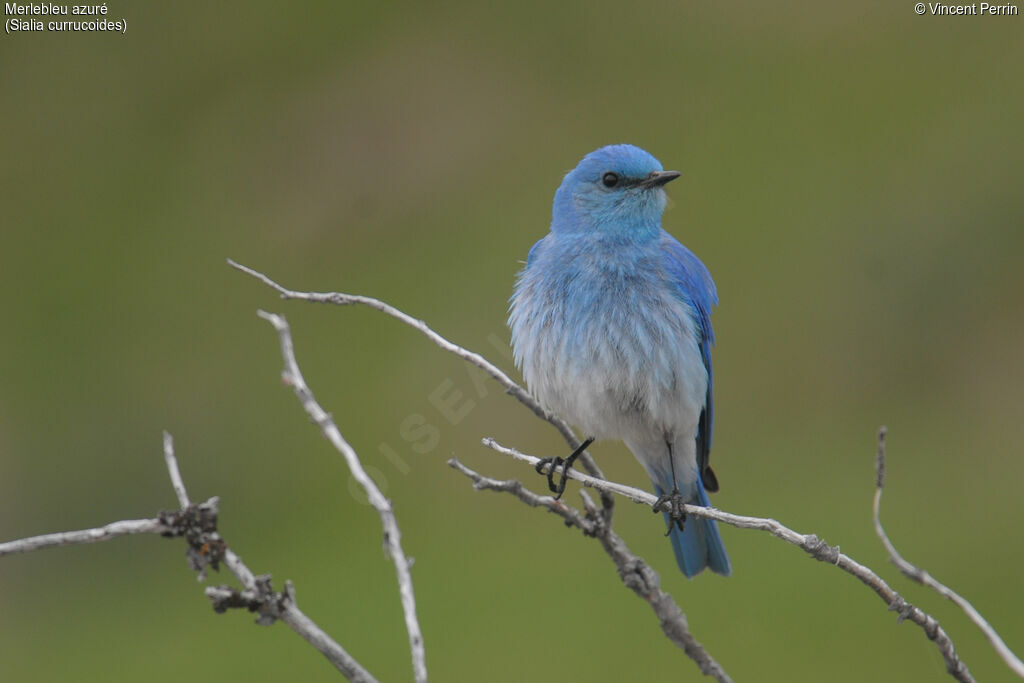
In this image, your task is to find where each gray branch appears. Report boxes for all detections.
[228,259,1012,682]
[873,427,1024,679]
[228,258,615,519]
[163,434,375,681]
[480,436,976,683]
[164,430,190,509]
[448,457,733,682]
[1,432,376,682]
[0,518,169,556]
[256,310,427,683]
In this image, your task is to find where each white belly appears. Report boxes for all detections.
[514,276,707,448]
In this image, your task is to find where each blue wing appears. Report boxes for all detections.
[660,231,719,487]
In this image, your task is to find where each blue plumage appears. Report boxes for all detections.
[509,144,730,577]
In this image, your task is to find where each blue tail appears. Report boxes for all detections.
[653,477,731,578]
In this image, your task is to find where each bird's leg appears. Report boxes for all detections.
[652,441,686,534]
[534,437,594,499]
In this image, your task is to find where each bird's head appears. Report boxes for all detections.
[551,144,680,238]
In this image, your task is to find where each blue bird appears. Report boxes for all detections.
[508,144,730,577]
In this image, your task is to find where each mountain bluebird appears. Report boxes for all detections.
[508,144,730,577]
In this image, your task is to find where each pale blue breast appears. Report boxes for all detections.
[510,234,708,445]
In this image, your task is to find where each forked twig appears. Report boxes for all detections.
[228,258,615,519]
[873,427,1023,679]
[1,433,376,682]
[479,436,975,682]
[448,456,733,683]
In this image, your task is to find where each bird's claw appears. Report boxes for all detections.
[534,437,594,500]
[535,456,568,498]
[653,487,687,534]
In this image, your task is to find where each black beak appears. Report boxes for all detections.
[639,170,681,189]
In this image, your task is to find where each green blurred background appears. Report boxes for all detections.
[2,2,1022,681]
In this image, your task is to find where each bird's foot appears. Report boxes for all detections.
[534,437,595,500]
[534,456,567,497]
[653,487,687,534]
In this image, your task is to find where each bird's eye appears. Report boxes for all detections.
[601,172,620,188]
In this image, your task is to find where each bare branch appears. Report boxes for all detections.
[873,427,1024,679]
[160,431,377,679]
[1,436,378,683]
[163,430,190,509]
[0,518,170,556]
[448,457,596,532]
[480,436,975,682]
[448,457,733,683]
[230,259,995,681]
[228,258,615,518]
[256,310,427,683]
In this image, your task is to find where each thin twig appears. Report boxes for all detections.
[229,259,998,682]
[480,436,975,683]
[162,434,376,681]
[1,436,377,683]
[448,456,733,682]
[256,310,427,683]
[163,430,190,509]
[163,436,376,679]
[228,258,615,519]
[873,427,1024,679]
[161,437,380,682]
[0,519,170,556]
